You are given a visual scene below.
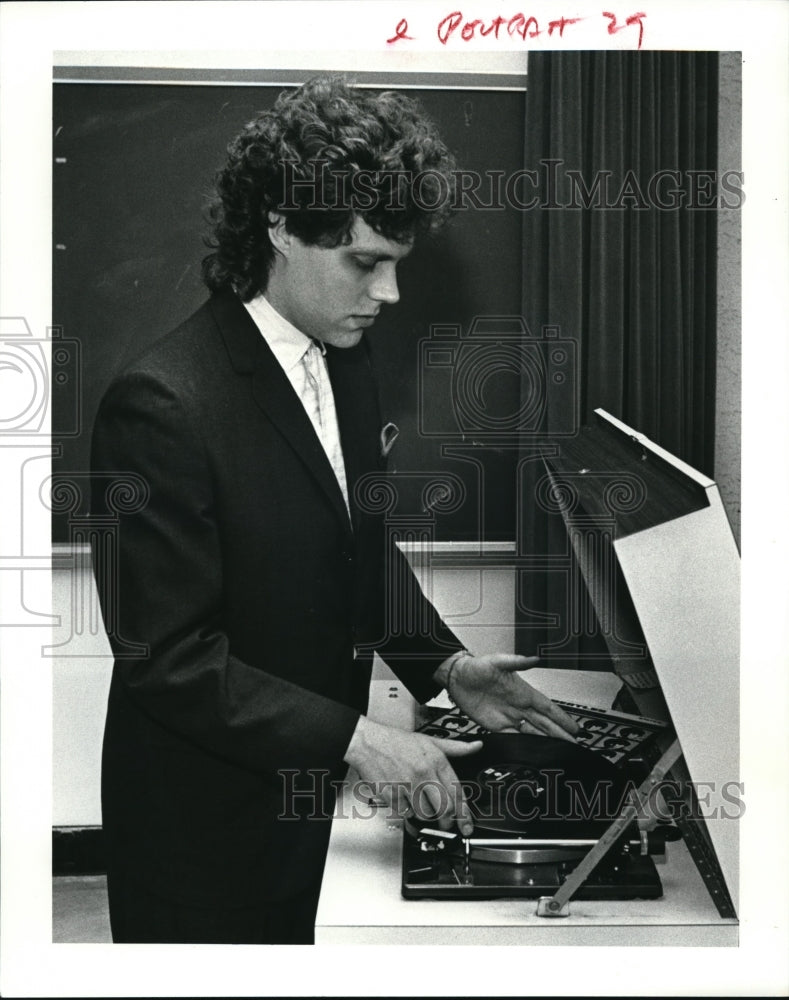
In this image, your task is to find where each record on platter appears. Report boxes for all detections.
[450,732,635,838]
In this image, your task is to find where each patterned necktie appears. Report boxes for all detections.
[300,340,350,518]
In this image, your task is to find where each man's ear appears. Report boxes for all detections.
[267,213,291,257]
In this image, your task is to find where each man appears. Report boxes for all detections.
[91,75,577,945]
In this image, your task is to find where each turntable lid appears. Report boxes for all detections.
[546,409,740,912]
[614,483,739,912]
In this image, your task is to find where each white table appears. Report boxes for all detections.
[314,671,738,945]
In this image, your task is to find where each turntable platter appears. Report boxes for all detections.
[452,733,635,839]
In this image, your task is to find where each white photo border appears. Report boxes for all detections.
[1,1,787,996]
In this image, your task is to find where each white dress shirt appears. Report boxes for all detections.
[243,293,350,516]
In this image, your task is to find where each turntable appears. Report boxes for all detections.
[403,713,679,905]
[400,409,740,921]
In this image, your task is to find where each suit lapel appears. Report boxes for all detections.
[326,343,379,534]
[209,291,353,535]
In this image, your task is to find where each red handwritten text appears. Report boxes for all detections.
[548,16,584,37]
[438,11,542,43]
[387,18,414,44]
[386,11,647,49]
[602,10,647,49]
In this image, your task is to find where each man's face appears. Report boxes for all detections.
[266,216,413,349]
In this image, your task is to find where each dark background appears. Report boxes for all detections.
[52,82,527,542]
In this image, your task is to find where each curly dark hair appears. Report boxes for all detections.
[201,75,457,300]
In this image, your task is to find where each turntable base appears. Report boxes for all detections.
[402,832,663,901]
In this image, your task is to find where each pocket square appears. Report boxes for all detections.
[379,422,400,461]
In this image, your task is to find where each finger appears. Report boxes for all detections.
[434,758,475,836]
[449,783,475,837]
[516,686,580,736]
[486,654,540,673]
[536,699,580,736]
[412,776,456,830]
[411,738,479,830]
[394,783,415,820]
[517,717,545,737]
[520,708,577,742]
[429,736,483,757]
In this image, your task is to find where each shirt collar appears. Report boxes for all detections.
[243,292,315,374]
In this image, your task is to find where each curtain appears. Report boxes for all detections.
[516,51,719,665]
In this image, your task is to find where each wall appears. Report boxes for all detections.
[52,550,112,826]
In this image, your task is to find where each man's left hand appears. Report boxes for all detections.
[442,653,580,742]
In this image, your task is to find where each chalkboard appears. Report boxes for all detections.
[52,81,526,541]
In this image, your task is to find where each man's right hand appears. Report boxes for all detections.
[343,716,482,836]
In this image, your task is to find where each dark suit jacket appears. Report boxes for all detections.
[91,290,462,906]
